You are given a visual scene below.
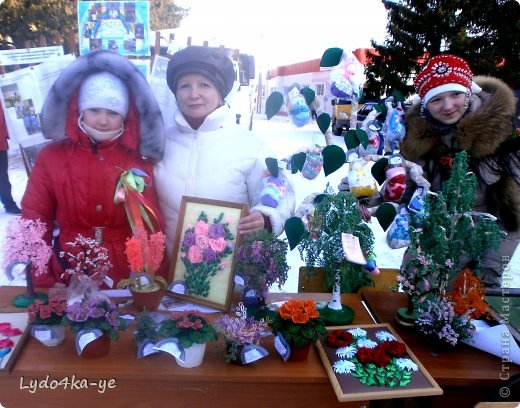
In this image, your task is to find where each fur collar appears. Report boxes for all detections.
[401,76,516,162]
[41,50,164,162]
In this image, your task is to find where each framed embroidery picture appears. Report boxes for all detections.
[315,323,443,402]
[167,196,248,311]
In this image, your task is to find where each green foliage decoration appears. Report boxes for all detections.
[296,185,375,293]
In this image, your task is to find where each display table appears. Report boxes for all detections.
[0,287,373,408]
[361,290,520,407]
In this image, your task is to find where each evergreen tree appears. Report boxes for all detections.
[401,151,504,304]
[366,0,520,98]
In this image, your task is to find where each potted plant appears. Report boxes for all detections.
[118,228,167,311]
[114,168,167,311]
[157,310,218,368]
[27,297,67,346]
[60,235,113,303]
[286,185,375,325]
[64,296,127,358]
[397,151,503,332]
[233,229,289,314]
[214,302,269,365]
[4,218,52,307]
[269,298,327,362]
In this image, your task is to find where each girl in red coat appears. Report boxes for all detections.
[21,50,166,288]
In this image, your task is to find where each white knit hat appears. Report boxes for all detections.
[78,72,129,117]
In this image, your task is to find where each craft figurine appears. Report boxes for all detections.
[260,171,287,208]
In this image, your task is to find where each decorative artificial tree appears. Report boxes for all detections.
[396,150,504,327]
[286,185,375,325]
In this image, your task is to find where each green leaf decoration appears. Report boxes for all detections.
[291,152,307,174]
[392,90,405,103]
[317,113,331,134]
[265,92,284,120]
[356,129,369,149]
[265,157,279,178]
[344,129,360,150]
[313,194,327,205]
[322,145,346,176]
[284,216,306,250]
[299,87,315,105]
[320,47,343,67]
[375,203,397,231]
[371,157,388,185]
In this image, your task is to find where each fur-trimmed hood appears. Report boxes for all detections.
[401,75,519,233]
[41,50,164,162]
[401,76,516,162]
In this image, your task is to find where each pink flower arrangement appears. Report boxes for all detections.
[180,212,235,297]
[4,218,52,277]
[27,298,67,326]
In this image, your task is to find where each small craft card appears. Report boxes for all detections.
[0,312,29,374]
[315,323,442,402]
[341,233,367,265]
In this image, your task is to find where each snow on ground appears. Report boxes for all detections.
[0,114,518,292]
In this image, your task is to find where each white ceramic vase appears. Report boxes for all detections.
[31,325,66,347]
[175,342,206,368]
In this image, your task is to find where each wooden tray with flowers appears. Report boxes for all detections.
[0,312,30,374]
[315,323,443,402]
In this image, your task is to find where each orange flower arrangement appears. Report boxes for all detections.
[269,299,327,348]
[124,228,165,275]
[447,268,488,319]
[118,228,167,292]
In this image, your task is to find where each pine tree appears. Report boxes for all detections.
[365,0,520,97]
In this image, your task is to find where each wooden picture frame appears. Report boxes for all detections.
[0,312,30,375]
[167,196,248,311]
[315,323,443,402]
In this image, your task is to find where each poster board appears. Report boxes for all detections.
[0,54,75,148]
[78,1,150,57]
[315,323,443,402]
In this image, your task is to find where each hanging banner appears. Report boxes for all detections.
[78,1,150,57]
[0,46,64,66]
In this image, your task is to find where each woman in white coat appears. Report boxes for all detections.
[154,46,295,256]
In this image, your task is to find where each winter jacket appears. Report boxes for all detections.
[154,104,296,256]
[401,76,519,286]
[0,104,8,152]
[21,50,166,287]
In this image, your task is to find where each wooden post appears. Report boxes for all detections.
[203,40,208,47]
[187,36,192,46]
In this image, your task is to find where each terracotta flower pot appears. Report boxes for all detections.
[130,287,165,312]
[288,342,312,362]
[80,334,111,359]
[175,342,206,368]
